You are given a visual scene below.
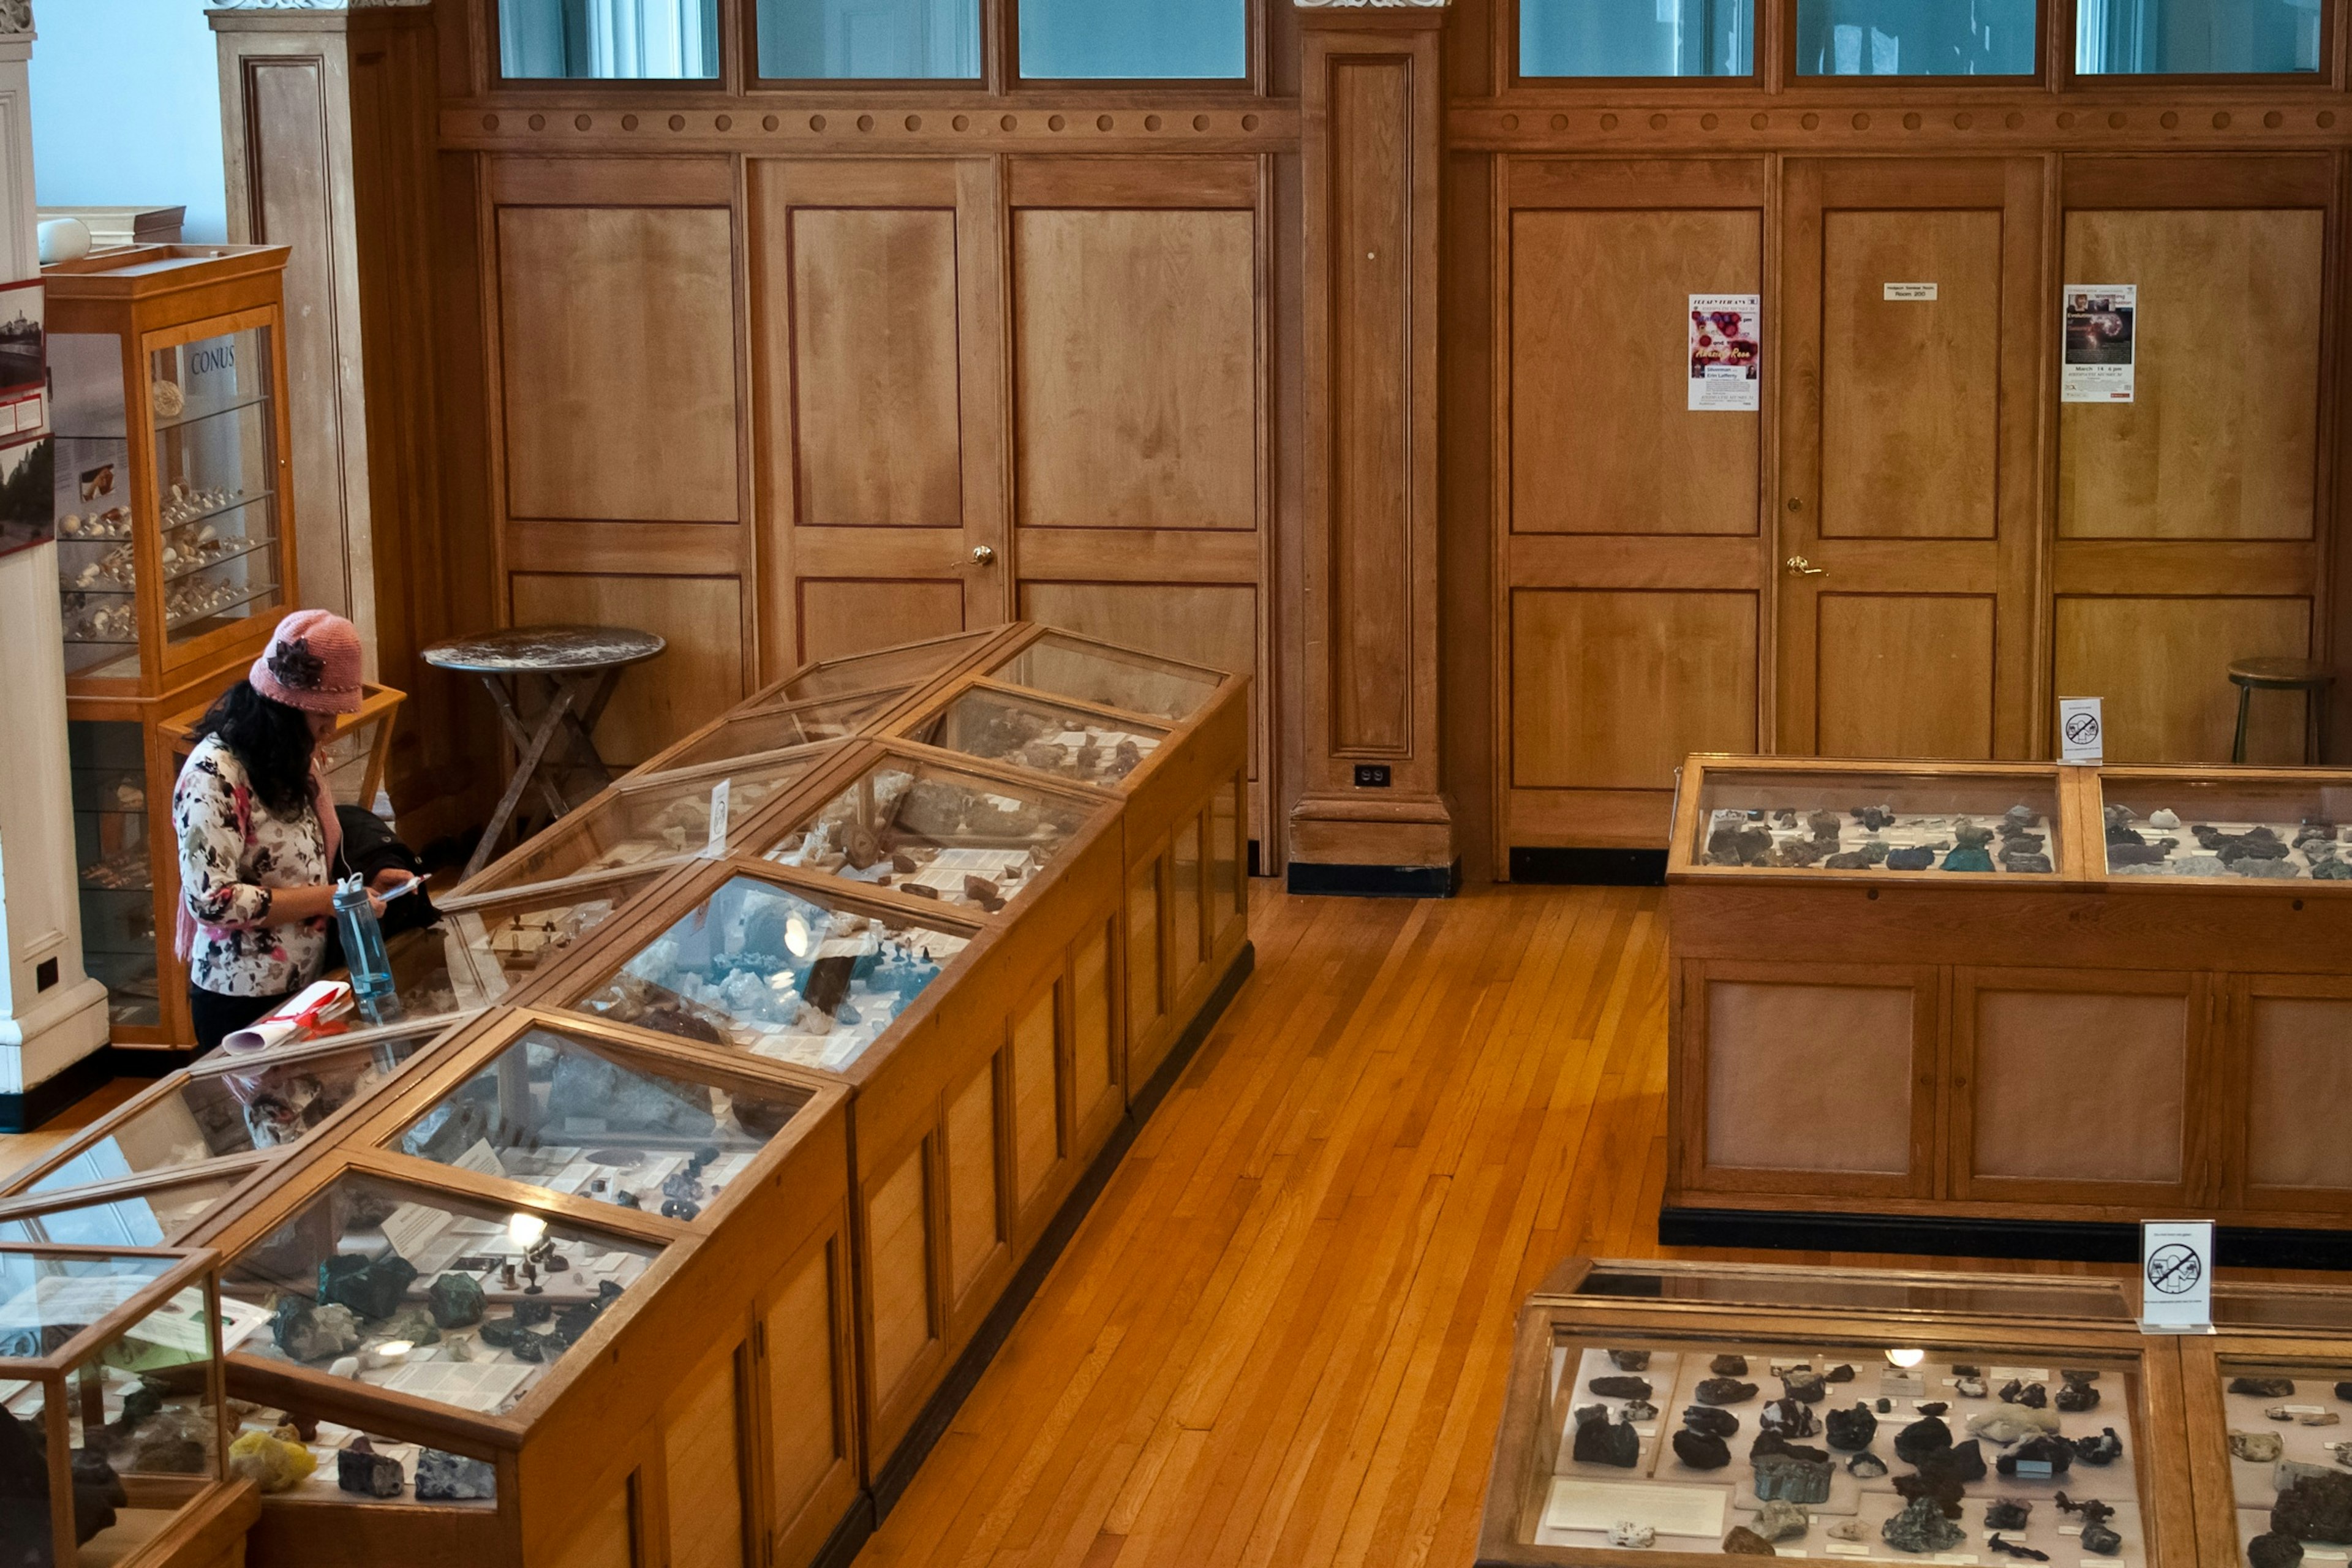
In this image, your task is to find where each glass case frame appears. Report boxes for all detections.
[0,1167,269,1250]
[2182,1283,2352,1568]
[625,683,918,781]
[739,626,1013,713]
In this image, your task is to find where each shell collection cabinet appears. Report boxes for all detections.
[1478,1258,2199,1566]
[45,246,298,1051]
[0,1242,262,1568]
[7,626,1253,1568]
[1664,756,2352,1251]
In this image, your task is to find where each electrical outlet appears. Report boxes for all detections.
[1353,764,1392,788]
[35,957,58,992]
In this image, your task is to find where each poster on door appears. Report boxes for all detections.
[1689,294,1761,412]
[2062,284,2136,403]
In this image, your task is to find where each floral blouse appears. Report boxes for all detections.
[173,735,330,997]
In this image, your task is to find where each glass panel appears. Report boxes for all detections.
[1692,769,2063,875]
[0,1366,52,1564]
[768,631,994,706]
[1570,1265,2134,1319]
[2099,775,2352,881]
[435,873,662,1000]
[2078,0,2322,73]
[1509,1327,2146,1555]
[990,632,1221,723]
[756,0,979,78]
[315,714,386,810]
[53,332,138,680]
[569,875,968,1071]
[907,687,1170,790]
[0,1252,176,1359]
[149,329,284,651]
[646,689,905,776]
[388,1027,805,1223]
[762,754,1095,916]
[67,720,157,1028]
[1520,0,1755,77]
[1795,0,2038,74]
[498,0,719,78]
[2215,1355,2352,1564]
[1018,0,1246,78]
[65,1280,221,1559]
[222,1172,662,1420]
[467,754,820,896]
[0,1176,246,1248]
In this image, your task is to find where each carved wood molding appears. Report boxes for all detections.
[439,102,1299,154]
[1292,0,1449,7]
[1449,97,2352,153]
[209,0,429,9]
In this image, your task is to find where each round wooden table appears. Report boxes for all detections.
[423,624,666,878]
[2229,655,2333,766]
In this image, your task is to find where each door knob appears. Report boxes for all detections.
[971,545,996,567]
[1785,555,1825,577]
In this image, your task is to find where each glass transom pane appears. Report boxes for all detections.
[2077,0,2322,73]
[1520,0,1755,77]
[499,0,720,78]
[1795,0,2038,74]
[758,0,980,78]
[1018,0,1246,80]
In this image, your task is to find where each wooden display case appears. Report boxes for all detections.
[1665,755,2352,1252]
[0,1242,262,1568]
[1477,1256,2198,1566]
[47,244,299,1051]
[2184,1282,2352,1568]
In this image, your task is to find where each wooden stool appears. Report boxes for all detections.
[424,624,666,878]
[2230,656,2333,765]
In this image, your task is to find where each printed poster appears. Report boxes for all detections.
[2063,284,2136,403]
[1688,294,1760,412]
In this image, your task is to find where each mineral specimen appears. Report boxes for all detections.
[1943,847,1994,872]
[1998,1379,2048,1409]
[416,1448,497,1501]
[1672,1428,1731,1469]
[1968,1408,2060,1444]
[1983,1499,2032,1531]
[1605,1521,1656,1550]
[1881,1495,1966,1553]
[1917,1439,1987,1487]
[274,1300,362,1363]
[2249,1532,2307,1568]
[549,1047,716,1137]
[1722,1525,1777,1556]
[1758,1398,1817,1438]
[1954,1376,1988,1398]
[2074,1428,2125,1466]
[1824,1403,1878,1452]
[1828,1520,1867,1542]
[1877,1397,1893,1412]
[2236,1431,2288,1463]
[1986,1537,2049,1562]
[1825,1364,1855,1382]
[2080,1523,2123,1556]
[1886,847,1936,871]
[1696,1377,1760,1406]
[337,1439,405,1498]
[2056,1380,2100,1412]
[1994,1434,2074,1477]
[2274,1406,2345,1427]
[1569,1406,1640,1468]
[318,1253,418,1321]
[1608,1349,1651,1371]
[1752,1448,1831,1506]
[1855,805,1897,831]
[1587,1376,1653,1400]
[1917,1402,1948,1418]
[1892,1416,1953,1464]
[2275,1471,2352,1543]
[1893,1472,1964,1518]
[2056,1494,2114,1527]
[428,1272,486,1329]
[227,1430,316,1493]
[1847,1451,1889,1478]
[1622,1399,1659,1422]
[2235,1377,2299,1398]
[1712,1355,1750,1377]
[1683,1406,1740,1438]
[2338,1381,2352,1402]
[1754,1500,1810,1542]
[1780,1370,1826,1404]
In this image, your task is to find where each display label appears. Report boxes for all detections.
[704,778,731,858]
[2059,698,2105,764]
[2064,283,2137,402]
[2141,1218,2214,1333]
[1689,293,1762,412]
[1885,282,1939,301]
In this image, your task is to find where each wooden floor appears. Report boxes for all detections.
[848,879,2333,1568]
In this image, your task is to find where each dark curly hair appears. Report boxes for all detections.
[189,680,317,818]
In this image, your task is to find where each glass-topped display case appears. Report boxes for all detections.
[460,748,829,899]
[631,687,911,780]
[760,748,1099,918]
[2184,1284,2352,1568]
[986,629,1223,725]
[1,1243,233,1567]
[2095,769,2352,883]
[1480,1259,2193,1566]
[0,1171,254,1248]
[425,868,666,1006]
[556,867,976,1073]
[67,718,163,1030]
[900,680,1170,792]
[1675,759,2067,877]
[749,628,1001,709]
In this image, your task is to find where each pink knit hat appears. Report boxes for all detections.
[251,609,364,714]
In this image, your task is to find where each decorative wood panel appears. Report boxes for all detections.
[499,205,739,522]
[1510,208,1760,537]
[1011,984,1058,1212]
[1012,208,1256,531]
[790,206,963,528]
[1126,857,1161,1039]
[796,578,965,665]
[2052,594,2312,763]
[865,1142,932,1406]
[663,1344,745,1568]
[1814,594,1996,760]
[2060,208,2324,541]
[1170,817,1204,992]
[554,1481,634,1568]
[761,1243,839,1525]
[1972,989,2187,1185]
[510,573,744,764]
[946,1061,998,1300]
[1509,589,1757,791]
[2246,995,2352,1192]
[1072,922,1114,1125]
[1820,208,2002,541]
[1705,980,1913,1174]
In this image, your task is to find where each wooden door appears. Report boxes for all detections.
[750,159,1011,670]
[1777,158,2046,763]
[1001,156,1275,851]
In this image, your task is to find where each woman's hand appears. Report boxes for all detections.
[370,867,419,898]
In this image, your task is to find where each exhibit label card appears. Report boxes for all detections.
[2063,284,2136,402]
[704,777,731,858]
[2058,696,2105,764]
[1884,282,1939,301]
[1689,293,1761,412]
[2141,1219,2214,1333]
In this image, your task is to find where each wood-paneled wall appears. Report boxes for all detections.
[391,0,2352,883]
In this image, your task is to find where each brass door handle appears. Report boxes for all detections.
[971,545,996,567]
[1785,555,1825,577]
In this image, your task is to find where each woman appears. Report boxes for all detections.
[173,610,415,1052]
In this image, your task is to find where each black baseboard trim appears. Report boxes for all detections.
[1510,848,1668,888]
[809,1493,876,1568]
[1660,1207,2352,1271]
[106,1046,193,1080]
[1286,860,1460,899]
[0,1050,115,1134]
[869,940,1257,1522]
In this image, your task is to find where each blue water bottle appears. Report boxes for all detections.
[333,873,404,1025]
